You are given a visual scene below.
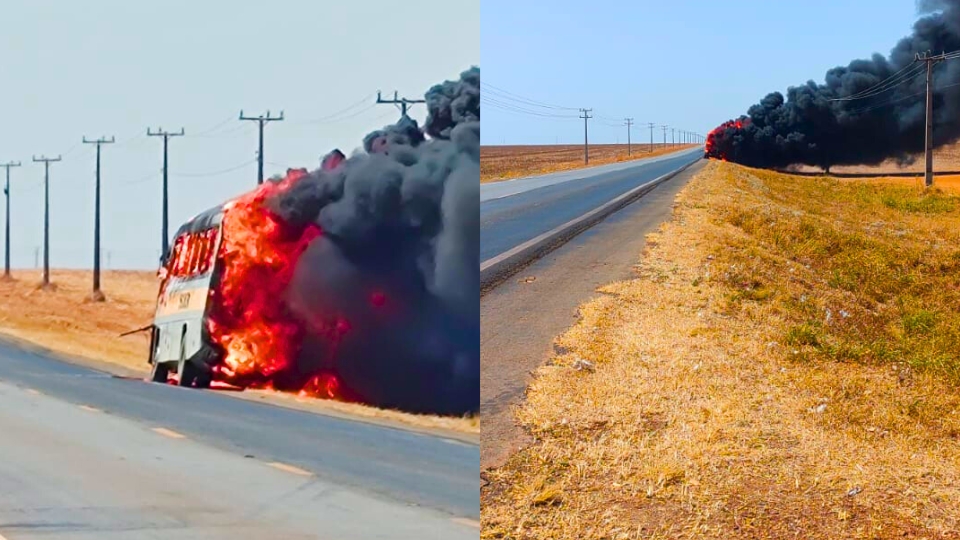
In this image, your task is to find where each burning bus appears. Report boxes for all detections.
[147,155,346,390]
[148,203,226,388]
[141,67,479,415]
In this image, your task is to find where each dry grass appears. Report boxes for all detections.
[480,144,698,183]
[0,269,478,438]
[481,161,960,539]
[0,269,157,371]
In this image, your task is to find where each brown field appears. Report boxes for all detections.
[0,269,477,438]
[480,144,698,183]
[482,162,960,538]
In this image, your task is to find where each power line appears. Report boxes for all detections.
[82,136,114,301]
[32,154,61,289]
[239,110,284,185]
[147,127,185,258]
[481,96,578,118]
[480,82,580,111]
[828,63,925,102]
[294,94,376,125]
[918,51,948,187]
[580,108,592,165]
[1,161,21,279]
[191,115,237,137]
[376,90,425,118]
[173,158,257,178]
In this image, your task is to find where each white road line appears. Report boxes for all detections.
[267,462,314,477]
[25,388,41,395]
[151,427,186,439]
[78,405,101,413]
[451,517,480,529]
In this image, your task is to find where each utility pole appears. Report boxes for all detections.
[662,125,668,148]
[32,155,61,290]
[83,136,114,301]
[376,91,426,119]
[672,128,676,147]
[624,118,634,156]
[580,108,592,164]
[239,110,284,185]
[1,161,21,280]
[147,127,185,259]
[648,122,655,153]
[916,51,947,187]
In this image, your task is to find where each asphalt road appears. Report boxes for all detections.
[480,148,702,262]
[480,160,707,470]
[0,342,478,539]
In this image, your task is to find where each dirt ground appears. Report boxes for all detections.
[482,162,960,538]
[0,269,478,437]
[480,144,697,183]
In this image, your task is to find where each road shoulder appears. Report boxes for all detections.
[480,160,705,470]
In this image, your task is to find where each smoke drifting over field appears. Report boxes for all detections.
[264,67,480,415]
[706,1,960,170]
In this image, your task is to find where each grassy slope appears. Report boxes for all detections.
[481,162,960,539]
[480,144,698,183]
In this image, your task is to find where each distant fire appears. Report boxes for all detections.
[204,167,359,401]
[705,118,748,161]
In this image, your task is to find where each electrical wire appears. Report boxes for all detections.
[481,96,578,118]
[294,94,376,125]
[173,159,257,178]
[480,82,580,111]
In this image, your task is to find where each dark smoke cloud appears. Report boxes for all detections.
[707,2,960,170]
[266,67,479,415]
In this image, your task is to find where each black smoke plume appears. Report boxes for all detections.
[266,67,479,415]
[706,1,960,170]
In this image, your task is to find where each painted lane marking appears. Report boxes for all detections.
[152,427,186,439]
[25,388,41,395]
[267,462,314,477]
[451,517,480,529]
[78,405,102,413]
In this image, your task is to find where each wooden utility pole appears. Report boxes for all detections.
[580,108,592,164]
[1,161,21,280]
[916,51,947,187]
[239,111,284,185]
[624,118,634,155]
[32,155,61,290]
[147,127,184,260]
[83,136,114,301]
[375,91,426,118]
[661,125,668,148]
[648,122,655,153]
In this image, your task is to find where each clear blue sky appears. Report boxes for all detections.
[0,0,478,270]
[481,0,919,146]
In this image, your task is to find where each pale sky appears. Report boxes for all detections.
[0,0,479,270]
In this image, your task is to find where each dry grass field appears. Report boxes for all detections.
[480,144,698,183]
[0,269,478,437]
[0,269,156,372]
[482,161,960,538]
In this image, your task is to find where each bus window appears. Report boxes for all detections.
[168,228,219,279]
[186,233,200,275]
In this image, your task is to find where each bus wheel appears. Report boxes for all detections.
[177,338,196,387]
[178,359,197,387]
[195,371,212,389]
[150,361,170,383]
